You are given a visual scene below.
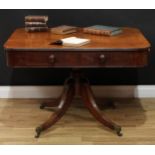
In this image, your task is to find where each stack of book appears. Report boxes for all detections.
[25,15,49,32]
[83,25,123,36]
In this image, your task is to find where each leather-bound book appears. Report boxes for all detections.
[25,27,49,32]
[51,25,77,34]
[83,25,123,36]
[25,15,48,22]
[25,22,47,27]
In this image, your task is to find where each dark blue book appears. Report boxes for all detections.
[83,25,122,36]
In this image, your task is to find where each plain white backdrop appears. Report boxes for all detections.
[1,145,155,155]
[0,0,155,9]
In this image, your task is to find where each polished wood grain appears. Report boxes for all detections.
[4,28,150,50]
[33,70,121,137]
[4,27,151,138]
[4,27,150,68]
[35,79,75,138]
[80,82,122,136]
[6,50,148,68]
[0,98,155,144]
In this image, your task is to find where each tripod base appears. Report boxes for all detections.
[35,70,122,138]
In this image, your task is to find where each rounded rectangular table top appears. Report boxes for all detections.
[4,27,151,51]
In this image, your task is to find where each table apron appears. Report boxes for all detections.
[6,50,149,68]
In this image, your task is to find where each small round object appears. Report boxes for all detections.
[40,103,45,109]
[117,131,123,137]
[35,126,42,138]
[100,54,106,63]
[49,54,55,63]
[114,125,123,137]
[107,101,116,109]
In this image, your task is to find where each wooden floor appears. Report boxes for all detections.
[0,98,155,144]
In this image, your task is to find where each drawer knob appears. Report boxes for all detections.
[49,55,55,63]
[100,54,106,63]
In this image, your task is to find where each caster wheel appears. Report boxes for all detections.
[114,125,123,137]
[35,126,42,138]
[117,131,123,136]
[108,101,116,109]
[40,103,45,109]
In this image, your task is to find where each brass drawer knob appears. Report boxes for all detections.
[100,54,106,63]
[49,54,55,63]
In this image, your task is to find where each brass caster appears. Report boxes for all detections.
[40,103,45,109]
[114,125,123,137]
[35,126,43,138]
[107,101,116,109]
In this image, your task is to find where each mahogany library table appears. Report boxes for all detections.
[4,27,151,138]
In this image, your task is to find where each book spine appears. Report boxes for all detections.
[25,22,47,27]
[25,16,48,22]
[51,28,77,34]
[83,28,111,36]
[25,19,47,22]
[25,27,49,32]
